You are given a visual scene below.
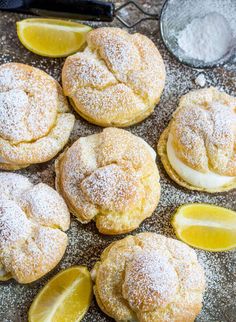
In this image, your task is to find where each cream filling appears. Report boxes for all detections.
[167,134,235,189]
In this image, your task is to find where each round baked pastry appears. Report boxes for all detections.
[91,232,205,322]
[0,63,75,170]
[62,27,165,127]
[55,128,160,234]
[158,87,236,192]
[0,172,70,283]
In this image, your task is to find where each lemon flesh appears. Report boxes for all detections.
[172,203,236,252]
[28,266,92,322]
[17,18,92,57]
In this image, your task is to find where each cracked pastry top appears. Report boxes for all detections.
[62,27,166,127]
[55,128,160,235]
[0,63,75,170]
[91,232,205,322]
[0,172,70,284]
[158,87,236,192]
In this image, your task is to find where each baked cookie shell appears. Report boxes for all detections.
[0,63,75,169]
[0,173,70,283]
[158,126,236,193]
[92,232,205,322]
[55,128,160,234]
[158,87,236,193]
[69,97,158,128]
[62,27,165,127]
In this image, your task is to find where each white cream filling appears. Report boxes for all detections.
[167,134,235,189]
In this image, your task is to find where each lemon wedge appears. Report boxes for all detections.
[28,266,92,322]
[172,203,236,252]
[16,18,92,57]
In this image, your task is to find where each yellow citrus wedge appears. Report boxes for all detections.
[28,266,92,322]
[16,18,92,57]
[172,203,236,252]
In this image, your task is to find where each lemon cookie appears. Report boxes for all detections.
[0,63,75,170]
[62,27,165,127]
[91,232,205,322]
[0,172,70,283]
[158,87,236,192]
[55,128,160,234]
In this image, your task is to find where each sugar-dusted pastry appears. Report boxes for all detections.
[158,87,236,192]
[0,63,75,170]
[55,128,160,234]
[62,27,165,127]
[0,172,70,283]
[91,232,205,322]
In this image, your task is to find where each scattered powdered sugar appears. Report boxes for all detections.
[0,172,32,200]
[178,12,233,63]
[123,250,178,310]
[195,74,206,87]
[0,5,235,322]
[0,89,30,142]
[0,198,32,249]
[99,32,139,81]
[0,64,58,143]
[81,164,138,212]
[21,183,70,231]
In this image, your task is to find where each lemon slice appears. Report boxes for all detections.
[172,203,236,252]
[16,18,92,57]
[28,266,92,322]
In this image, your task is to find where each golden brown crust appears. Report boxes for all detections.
[55,128,160,234]
[0,162,30,171]
[0,63,75,169]
[91,233,205,322]
[62,27,165,127]
[0,172,70,283]
[157,87,236,192]
[158,126,236,193]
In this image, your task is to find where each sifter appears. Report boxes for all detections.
[0,0,235,68]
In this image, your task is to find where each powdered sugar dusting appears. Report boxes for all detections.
[0,64,57,143]
[57,128,160,231]
[81,164,139,212]
[0,198,32,249]
[0,89,30,142]
[95,233,205,321]
[0,63,75,167]
[63,27,165,125]
[123,250,178,310]
[21,183,70,230]
[0,3,235,321]
[0,173,70,282]
[171,88,236,174]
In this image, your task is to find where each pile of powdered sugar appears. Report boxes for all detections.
[178,12,233,63]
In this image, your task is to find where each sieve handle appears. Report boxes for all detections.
[0,0,115,22]
[0,0,159,26]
